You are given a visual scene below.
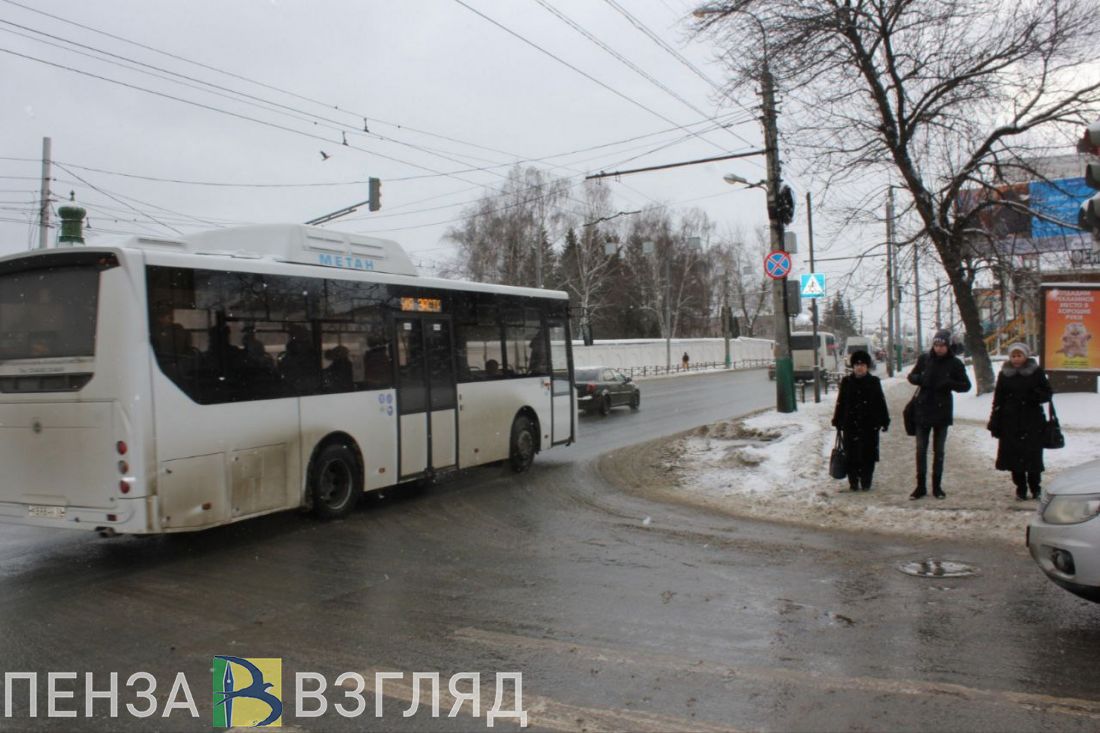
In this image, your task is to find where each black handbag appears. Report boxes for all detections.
[829,430,847,479]
[1044,399,1065,450]
[902,388,920,436]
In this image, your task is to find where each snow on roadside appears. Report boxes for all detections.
[671,369,1100,546]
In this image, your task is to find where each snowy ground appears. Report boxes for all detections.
[666,362,1100,547]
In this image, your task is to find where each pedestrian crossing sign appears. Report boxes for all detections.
[800,273,826,298]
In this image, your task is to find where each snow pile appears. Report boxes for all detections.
[671,371,1100,545]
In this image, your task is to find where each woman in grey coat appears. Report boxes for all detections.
[987,342,1053,500]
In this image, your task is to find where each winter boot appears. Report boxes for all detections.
[909,478,926,501]
[1027,473,1042,500]
[1014,482,1028,501]
[849,479,860,492]
[932,474,945,499]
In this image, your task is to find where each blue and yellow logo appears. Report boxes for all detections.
[212,656,282,728]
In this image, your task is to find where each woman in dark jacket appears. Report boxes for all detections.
[832,350,890,491]
[987,342,1052,500]
[906,329,972,500]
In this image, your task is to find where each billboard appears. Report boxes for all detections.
[957,178,1092,254]
[1042,286,1100,371]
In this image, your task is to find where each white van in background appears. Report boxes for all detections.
[844,336,878,369]
[789,331,840,381]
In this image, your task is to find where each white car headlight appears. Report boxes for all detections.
[1043,493,1100,525]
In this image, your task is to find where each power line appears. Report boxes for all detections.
[0,0,526,162]
[451,0,727,152]
[531,0,739,151]
[55,163,182,235]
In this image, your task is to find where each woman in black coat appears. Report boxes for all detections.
[832,350,890,491]
[987,342,1053,500]
[906,329,971,499]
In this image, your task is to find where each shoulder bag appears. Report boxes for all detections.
[829,429,847,479]
[1044,398,1065,450]
[902,387,920,436]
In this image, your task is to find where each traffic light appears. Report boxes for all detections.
[368,177,381,212]
[1080,121,1100,232]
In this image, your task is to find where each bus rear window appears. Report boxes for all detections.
[0,266,101,360]
[790,335,816,350]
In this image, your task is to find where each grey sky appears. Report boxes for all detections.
[2,0,893,326]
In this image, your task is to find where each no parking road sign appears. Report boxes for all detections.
[764,251,791,280]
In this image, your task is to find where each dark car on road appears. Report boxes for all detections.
[575,366,640,415]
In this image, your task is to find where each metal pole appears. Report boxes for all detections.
[914,242,923,353]
[665,253,671,372]
[885,188,896,377]
[38,137,51,249]
[723,288,731,369]
[762,66,795,413]
[807,191,820,403]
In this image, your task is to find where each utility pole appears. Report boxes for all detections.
[665,252,671,373]
[885,188,896,377]
[38,137,51,249]
[914,242,923,353]
[807,191,820,403]
[762,66,796,413]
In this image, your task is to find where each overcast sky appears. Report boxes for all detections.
[1,0,905,332]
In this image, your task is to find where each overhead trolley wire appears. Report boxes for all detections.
[451,0,730,154]
[530,0,742,150]
[0,0,525,162]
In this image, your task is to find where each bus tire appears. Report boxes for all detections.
[509,415,536,473]
[309,444,360,519]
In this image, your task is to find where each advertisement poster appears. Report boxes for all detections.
[1044,287,1100,370]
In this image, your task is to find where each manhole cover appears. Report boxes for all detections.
[897,559,977,578]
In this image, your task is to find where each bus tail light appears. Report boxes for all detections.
[116,440,127,455]
[118,460,129,474]
[119,481,130,494]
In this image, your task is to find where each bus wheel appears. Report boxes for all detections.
[509,415,536,473]
[310,444,360,519]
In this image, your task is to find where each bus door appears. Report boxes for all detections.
[396,315,457,479]
[546,314,574,444]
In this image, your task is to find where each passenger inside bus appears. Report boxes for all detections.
[151,302,192,358]
[363,344,392,389]
[484,358,500,378]
[279,324,320,393]
[240,324,274,368]
[323,345,354,392]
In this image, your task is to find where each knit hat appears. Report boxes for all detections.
[850,350,873,367]
[1006,341,1030,358]
[932,329,952,346]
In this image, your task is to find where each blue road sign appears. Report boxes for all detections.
[764,251,792,279]
[800,273,826,298]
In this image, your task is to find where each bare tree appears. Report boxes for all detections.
[728,226,773,337]
[556,180,623,343]
[696,0,1100,392]
[444,166,570,286]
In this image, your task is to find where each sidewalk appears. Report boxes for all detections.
[640,375,1100,548]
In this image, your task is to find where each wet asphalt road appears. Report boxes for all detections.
[1,368,1099,732]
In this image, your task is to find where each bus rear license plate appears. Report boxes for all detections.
[27,505,65,519]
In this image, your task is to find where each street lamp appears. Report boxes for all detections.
[642,240,672,372]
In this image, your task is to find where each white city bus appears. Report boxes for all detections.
[0,224,575,535]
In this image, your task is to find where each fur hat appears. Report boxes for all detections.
[1006,341,1030,358]
[849,350,873,367]
[932,329,952,346]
